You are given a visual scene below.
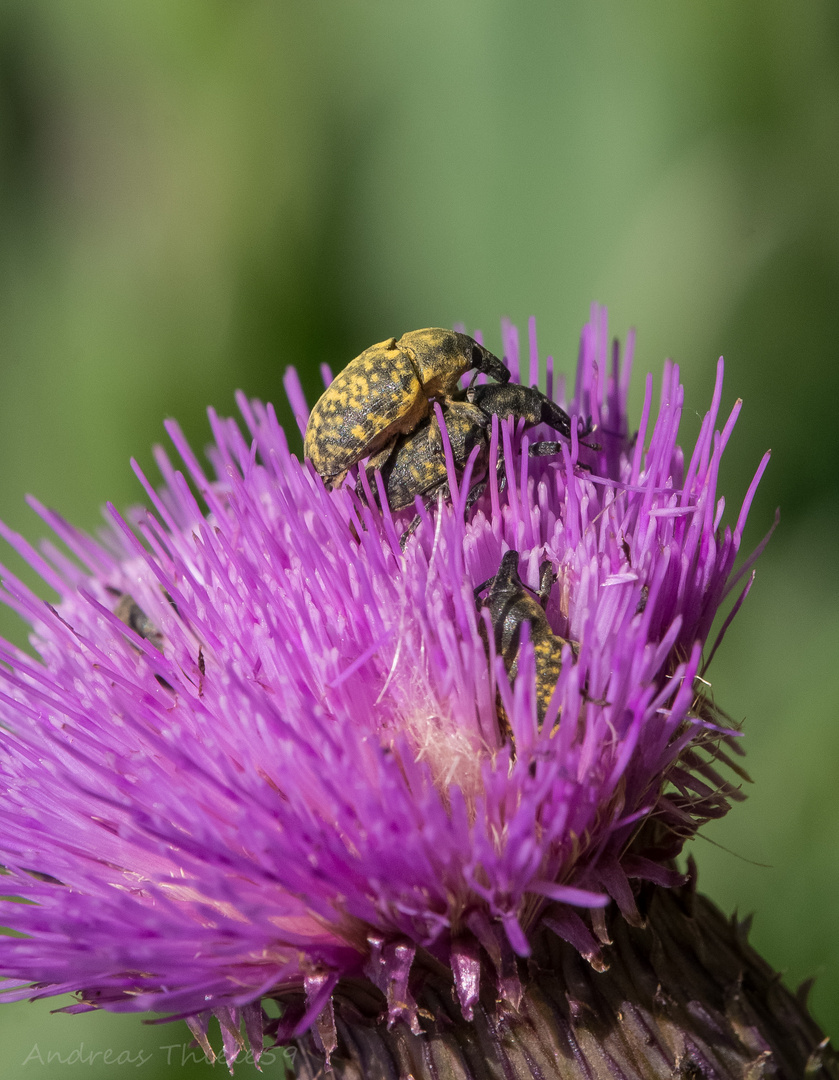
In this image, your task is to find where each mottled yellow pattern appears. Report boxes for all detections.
[304,337,426,482]
[495,626,566,741]
[503,597,566,722]
[531,635,564,722]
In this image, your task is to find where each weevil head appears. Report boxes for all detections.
[398,329,510,397]
[476,551,553,660]
[477,551,523,643]
[485,549,524,599]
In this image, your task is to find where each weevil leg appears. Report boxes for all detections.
[537,560,556,607]
[365,440,397,472]
[528,440,564,458]
[463,475,489,512]
[320,468,348,491]
[399,514,422,551]
[528,440,596,474]
[474,576,494,600]
[355,437,399,504]
[398,480,452,550]
[401,462,491,549]
[493,449,508,496]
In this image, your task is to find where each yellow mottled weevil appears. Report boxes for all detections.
[303,328,510,488]
[475,550,577,734]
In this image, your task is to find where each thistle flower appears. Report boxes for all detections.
[0,307,831,1077]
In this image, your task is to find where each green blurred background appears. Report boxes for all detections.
[0,0,836,1071]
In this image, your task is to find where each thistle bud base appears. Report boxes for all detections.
[293,879,836,1080]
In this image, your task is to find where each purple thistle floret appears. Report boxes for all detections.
[0,307,771,1068]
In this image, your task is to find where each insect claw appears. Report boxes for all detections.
[399,516,421,550]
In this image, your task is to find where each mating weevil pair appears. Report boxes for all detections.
[304,328,592,542]
[475,550,578,739]
[303,332,581,739]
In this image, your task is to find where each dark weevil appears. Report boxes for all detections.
[360,381,591,547]
[475,550,578,738]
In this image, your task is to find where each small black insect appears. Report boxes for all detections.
[109,590,165,653]
[360,381,589,546]
[304,328,511,488]
[106,589,207,696]
[106,588,175,690]
[475,550,577,737]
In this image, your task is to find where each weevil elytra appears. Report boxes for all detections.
[359,381,589,546]
[475,550,577,734]
[304,328,510,488]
